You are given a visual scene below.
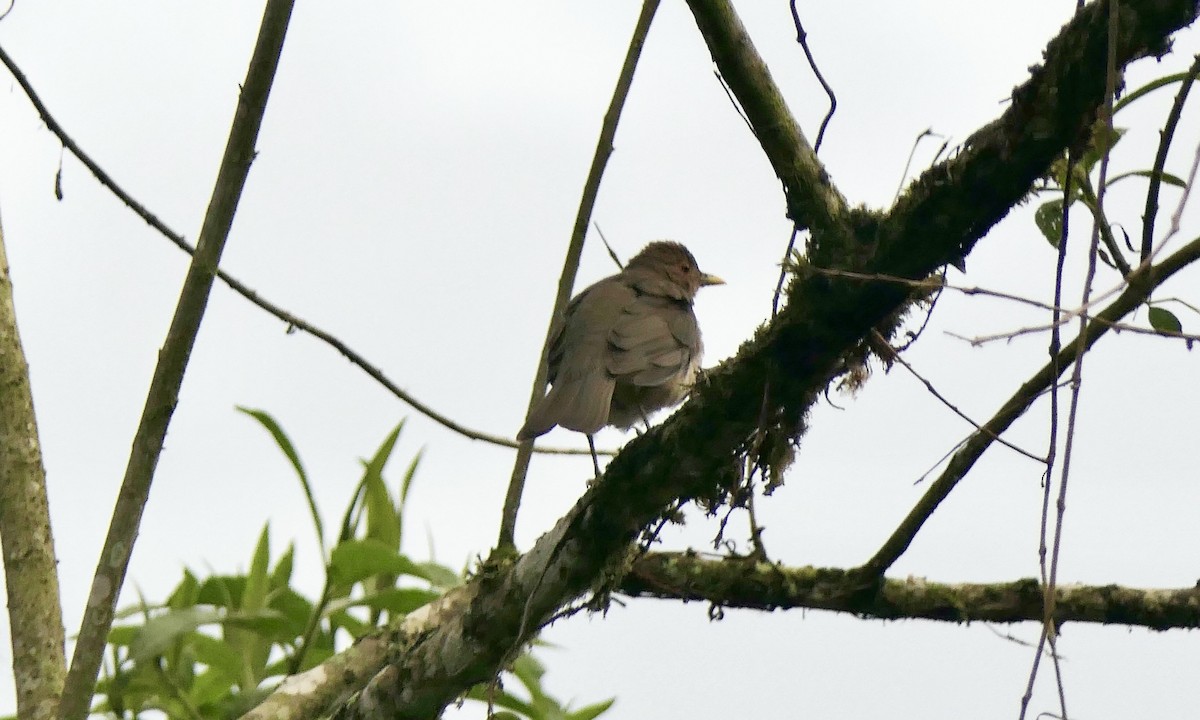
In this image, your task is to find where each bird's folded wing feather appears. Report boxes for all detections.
[607,295,697,387]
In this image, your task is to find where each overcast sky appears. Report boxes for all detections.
[3,2,1200,718]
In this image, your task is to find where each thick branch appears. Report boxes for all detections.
[685,0,850,236]
[0,206,67,720]
[57,4,296,719]
[242,2,1200,719]
[623,552,1200,629]
[861,232,1200,577]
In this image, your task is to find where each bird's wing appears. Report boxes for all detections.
[520,277,631,437]
[607,295,697,387]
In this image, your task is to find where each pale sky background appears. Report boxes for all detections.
[2,2,1200,718]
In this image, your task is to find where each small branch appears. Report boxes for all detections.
[0,204,67,720]
[787,1,837,153]
[872,330,1045,464]
[686,0,849,235]
[498,0,662,549]
[0,44,592,459]
[858,233,1200,579]
[58,4,296,719]
[623,552,1200,629]
[1141,54,1200,262]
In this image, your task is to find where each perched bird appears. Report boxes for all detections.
[518,241,723,472]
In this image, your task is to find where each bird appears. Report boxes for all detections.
[518,241,723,476]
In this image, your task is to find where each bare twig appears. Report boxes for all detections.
[857,233,1200,579]
[497,0,662,549]
[58,4,295,718]
[1141,54,1200,262]
[893,128,944,206]
[947,316,1200,346]
[872,330,1045,464]
[1037,7,1124,715]
[0,44,594,458]
[592,222,625,270]
[787,1,837,153]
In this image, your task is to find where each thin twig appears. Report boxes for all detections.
[788,1,837,153]
[772,226,801,318]
[0,44,593,458]
[872,330,1045,464]
[58,3,295,719]
[893,128,943,206]
[856,233,1200,579]
[0,199,67,720]
[1167,132,1200,242]
[593,222,625,270]
[948,316,1200,346]
[1044,8,1123,716]
[497,0,661,549]
[713,70,756,136]
[1141,54,1200,262]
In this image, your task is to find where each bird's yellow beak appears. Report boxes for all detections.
[701,273,726,287]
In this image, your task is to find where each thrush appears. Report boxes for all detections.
[518,241,723,471]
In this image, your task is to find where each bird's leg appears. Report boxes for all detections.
[587,434,602,480]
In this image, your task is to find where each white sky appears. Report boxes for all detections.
[2,2,1199,718]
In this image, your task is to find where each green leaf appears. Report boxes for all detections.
[414,561,464,589]
[271,543,295,590]
[165,569,200,610]
[239,407,325,554]
[196,575,244,608]
[188,632,244,679]
[364,422,404,553]
[1149,306,1183,333]
[1105,169,1187,189]
[129,607,222,664]
[1114,72,1190,114]
[107,625,139,648]
[243,524,271,613]
[1034,199,1065,247]
[512,653,548,701]
[396,448,424,543]
[1079,125,1125,175]
[268,587,315,635]
[328,538,422,586]
[222,608,298,643]
[349,587,441,615]
[465,684,535,716]
[189,667,238,708]
[567,698,616,720]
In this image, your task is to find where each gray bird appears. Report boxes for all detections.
[518,241,723,471]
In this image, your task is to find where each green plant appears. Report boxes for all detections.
[90,411,611,720]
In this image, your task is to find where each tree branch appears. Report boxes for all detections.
[0,43,595,459]
[686,0,850,236]
[0,205,67,720]
[860,231,1200,578]
[623,552,1200,629]
[57,4,296,719]
[240,1,1200,718]
[499,0,662,548]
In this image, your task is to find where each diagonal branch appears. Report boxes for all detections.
[622,552,1200,629]
[499,0,662,548]
[243,1,1200,718]
[57,3,296,719]
[0,206,67,720]
[859,231,1200,578]
[686,0,850,236]
[0,44,592,458]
